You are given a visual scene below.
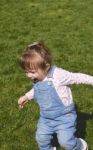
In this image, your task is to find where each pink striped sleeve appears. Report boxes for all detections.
[25,88,34,100]
[55,67,93,86]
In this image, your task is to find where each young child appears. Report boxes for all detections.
[18,41,93,150]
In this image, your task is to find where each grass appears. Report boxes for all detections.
[0,0,93,149]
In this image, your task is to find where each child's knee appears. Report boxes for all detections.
[36,132,51,146]
[36,133,44,144]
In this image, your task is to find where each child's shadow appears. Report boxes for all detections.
[75,106,93,139]
[51,106,93,148]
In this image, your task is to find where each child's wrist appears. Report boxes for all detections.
[25,94,31,101]
[24,95,29,101]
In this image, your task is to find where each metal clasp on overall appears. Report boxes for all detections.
[47,78,52,85]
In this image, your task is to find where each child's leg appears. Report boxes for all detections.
[57,128,82,150]
[55,112,88,150]
[35,120,54,150]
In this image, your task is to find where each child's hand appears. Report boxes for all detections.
[18,95,28,109]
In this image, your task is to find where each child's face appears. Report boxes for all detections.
[25,68,48,82]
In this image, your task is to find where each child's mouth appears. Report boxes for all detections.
[33,79,38,83]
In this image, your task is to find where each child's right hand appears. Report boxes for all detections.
[18,95,28,109]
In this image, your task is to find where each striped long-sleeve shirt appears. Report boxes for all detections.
[25,66,93,106]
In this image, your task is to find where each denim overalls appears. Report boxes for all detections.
[33,66,82,150]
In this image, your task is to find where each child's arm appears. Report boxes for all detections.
[68,72,93,85]
[18,88,34,109]
[57,68,93,86]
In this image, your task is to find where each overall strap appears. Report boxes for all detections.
[47,65,56,79]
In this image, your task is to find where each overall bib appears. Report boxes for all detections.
[33,66,82,150]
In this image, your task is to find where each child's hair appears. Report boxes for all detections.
[20,41,52,72]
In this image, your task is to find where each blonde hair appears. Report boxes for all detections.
[20,41,52,71]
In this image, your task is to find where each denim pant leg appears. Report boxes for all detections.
[55,112,83,150]
[56,128,82,150]
[36,119,54,150]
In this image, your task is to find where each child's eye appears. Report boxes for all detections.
[25,70,36,74]
[30,70,37,73]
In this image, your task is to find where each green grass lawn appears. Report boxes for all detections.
[0,0,93,149]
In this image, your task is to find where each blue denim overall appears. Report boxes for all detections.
[33,66,82,150]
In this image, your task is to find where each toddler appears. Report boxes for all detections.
[18,41,93,150]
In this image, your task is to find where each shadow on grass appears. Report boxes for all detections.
[51,105,93,149]
[75,106,93,139]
